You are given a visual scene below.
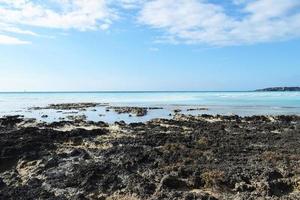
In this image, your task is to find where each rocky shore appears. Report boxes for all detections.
[1,113,300,199]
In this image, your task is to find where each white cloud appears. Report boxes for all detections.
[0,34,30,44]
[0,22,38,36]
[0,0,117,44]
[0,0,116,30]
[0,0,300,46]
[244,0,300,21]
[116,0,146,9]
[138,0,300,46]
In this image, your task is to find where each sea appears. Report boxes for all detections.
[0,91,300,123]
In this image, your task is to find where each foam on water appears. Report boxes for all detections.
[0,91,299,123]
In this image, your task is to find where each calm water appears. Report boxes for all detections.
[0,91,299,123]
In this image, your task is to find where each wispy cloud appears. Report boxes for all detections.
[0,22,38,36]
[138,0,300,46]
[0,0,116,30]
[0,34,30,45]
[0,0,116,44]
[116,0,146,9]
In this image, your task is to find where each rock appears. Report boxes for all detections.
[31,102,109,110]
[115,121,126,126]
[160,175,189,190]
[0,178,5,188]
[148,107,164,110]
[174,109,182,113]
[234,182,255,192]
[0,115,23,129]
[129,122,145,127]
[269,180,293,197]
[108,106,148,117]
[66,115,87,121]
[0,115,300,199]
[187,108,209,111]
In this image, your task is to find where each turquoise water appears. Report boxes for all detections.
[0,91,299,123]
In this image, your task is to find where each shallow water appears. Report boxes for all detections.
[0,91,300,123]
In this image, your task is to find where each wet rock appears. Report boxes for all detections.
[66,115,87,121]
[129,122,145,127]
[31,102,109,110]
[108,106,148,117]
[115,121,126,126]
[148,107,163,110]
[174,109,182,113]
[187,108,209,111]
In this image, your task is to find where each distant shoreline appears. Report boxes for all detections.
[256,87,300,92]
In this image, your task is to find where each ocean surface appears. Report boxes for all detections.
[0,91,300,123]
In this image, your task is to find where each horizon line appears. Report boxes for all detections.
[0,90,257,93]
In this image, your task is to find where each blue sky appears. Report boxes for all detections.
[0,0,300,91]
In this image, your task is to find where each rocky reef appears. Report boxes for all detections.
[1,114,300,199]
[31,103,109,111]
[107,106,163,117]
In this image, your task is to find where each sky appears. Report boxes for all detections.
[0,0,300,91]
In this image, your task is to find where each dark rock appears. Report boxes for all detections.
[31,102,109,110]
[160,175,189,190]
[108,106,148,117]
[0,114,300,199]
[174,109,182,113]
[269,180,293,197]
[148,107,163,110]
[187,108,209,111]
[0,178,5,188]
